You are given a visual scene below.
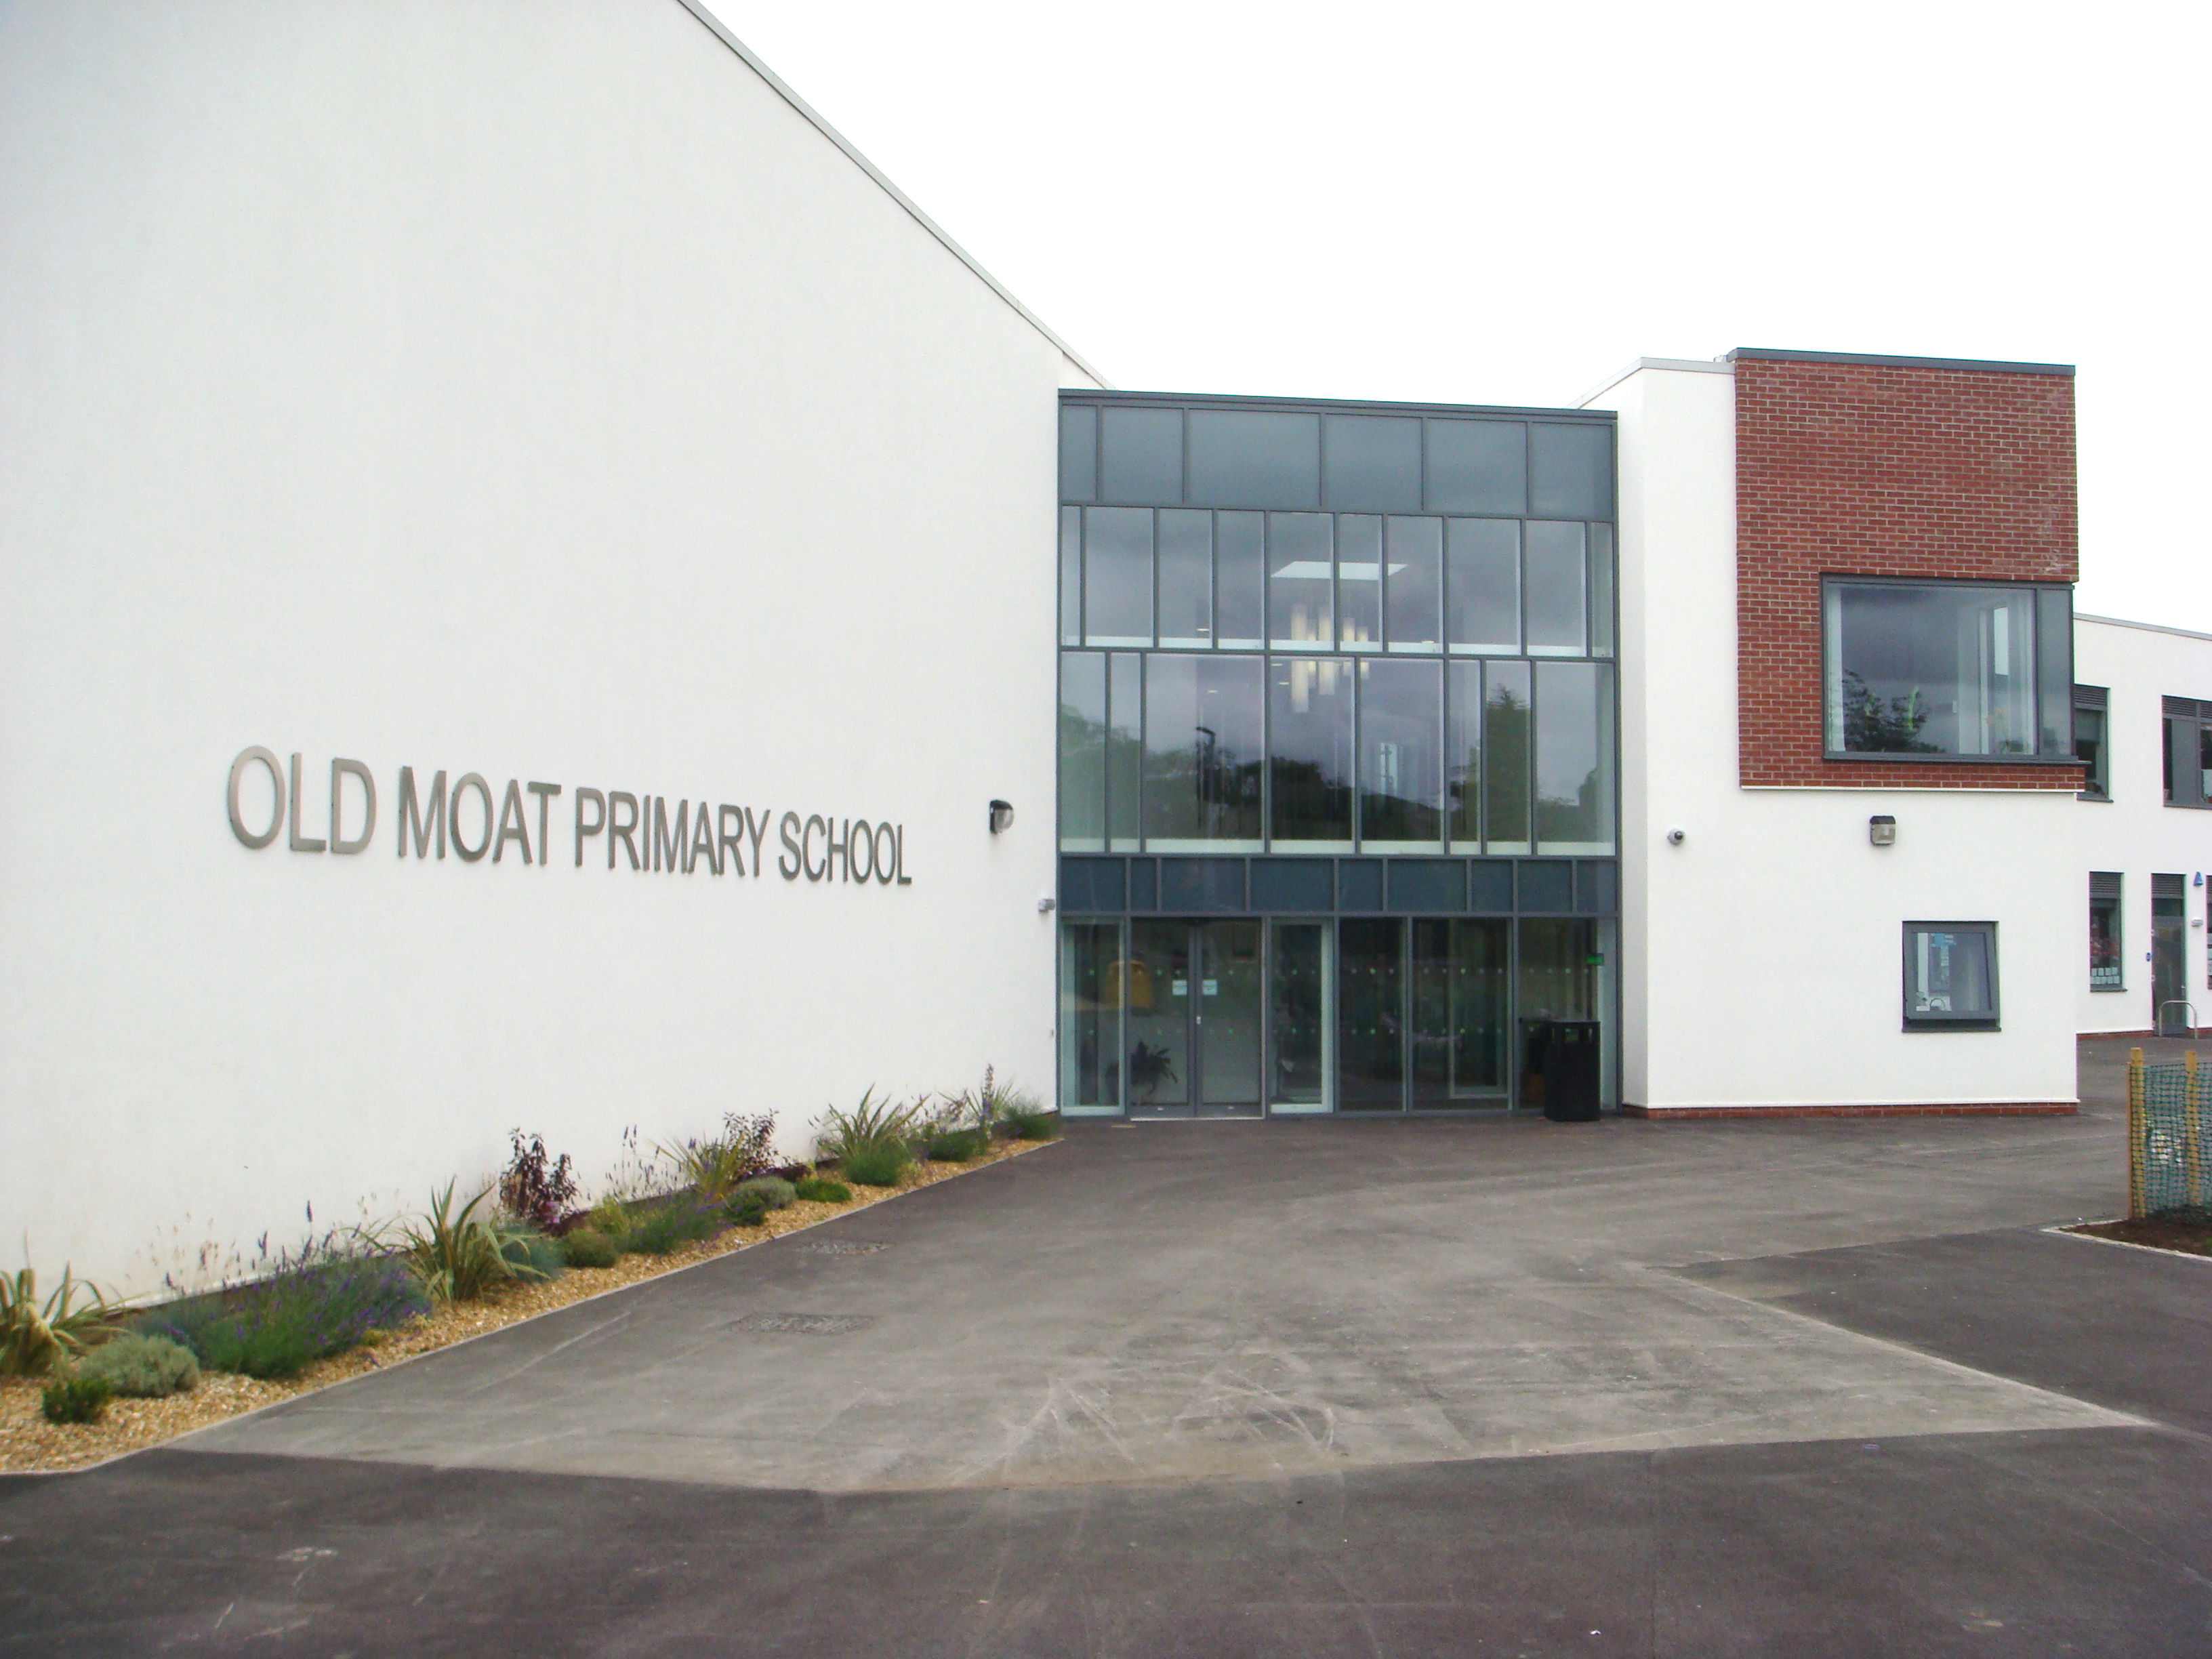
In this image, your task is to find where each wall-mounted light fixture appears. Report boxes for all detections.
[1666,828,1685,846]
[1868,814,1897,847]
[1037,896,1057,914]
[988,799,1014,834]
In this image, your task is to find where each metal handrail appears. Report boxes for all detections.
[2156,1000,2200,1039]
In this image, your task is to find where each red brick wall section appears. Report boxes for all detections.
[1734,354,2083,789]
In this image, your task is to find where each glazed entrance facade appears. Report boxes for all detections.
[1055,390,1621,1117]
[1058,855,1615,1116]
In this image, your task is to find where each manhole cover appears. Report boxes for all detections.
[724,1313,875,1335]
[796,1241,890,1256]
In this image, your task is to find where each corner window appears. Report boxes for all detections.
[2163,696,2212,807]
[2073,686,2109,799]
[2089,874,2123,991]
[1823,580,2073,760]
[1902,922,1999,1029]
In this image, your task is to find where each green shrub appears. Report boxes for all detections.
[587,1196,633,1239]
[724,1190,773,1228]
[793,1176,851,1204]
[842,1144,908,1187]
[2,1265,114,1377]
[144,1254,429,1380]
[499,1231,565,1284]
[1000,1107,1059,1141]
[925,1131,984,1163]
[624,1199,721,1256]
[558,1228,619,1269]
[733,1176,796,1210]
[41,1372,110,1425]
[79,1333,197,1398]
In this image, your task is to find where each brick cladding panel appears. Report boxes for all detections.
[1734,357,2082,789]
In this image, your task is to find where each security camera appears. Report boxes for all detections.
[1666,828,1685,846]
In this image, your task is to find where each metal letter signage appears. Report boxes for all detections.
[225,748,914,888]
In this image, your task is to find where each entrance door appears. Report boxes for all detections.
[2152,875,2188,1031]
[1126,920,1265,1118]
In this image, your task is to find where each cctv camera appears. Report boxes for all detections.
[1666,828,1685,846]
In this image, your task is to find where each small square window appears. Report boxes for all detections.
[1902,922,1999,1029]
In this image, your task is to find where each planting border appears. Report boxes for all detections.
[0,1139,1059,1475]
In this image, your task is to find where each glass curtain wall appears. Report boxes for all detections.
[1059,401,1614,858]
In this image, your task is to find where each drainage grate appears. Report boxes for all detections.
[724,1313,875,1335]
[796,1241,890,1256]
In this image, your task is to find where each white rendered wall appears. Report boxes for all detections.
[2072,616,2212,1033]
[1590,363,2079,1109]
[0,1,1088,1294]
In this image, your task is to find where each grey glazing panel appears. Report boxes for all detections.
[1338,858,1385,912]
[1084,509,1154,644]
[1249,857,1334,912]
[1468,859,1514,912]
[1446,519,1521,653]
[1324,415,1422,512]
[1051,855,1610,919]
[1100,407,1184,506]
[1516,860,1573,913]
[1157,510,1214,647]
[1427,420,1525,515]
[1158,857,1247,913]
[1529,423,1614,520]
[1576,860,1619,916]
[1216,512,1265,647]
[1128,857,1158,910]
[1523,523,1589,655]
[1385,516,1443,651]
[1059,405,1097,503]
[1060,857,1125,912]
[1387,859,1465,913]
[1188,410,1321,508]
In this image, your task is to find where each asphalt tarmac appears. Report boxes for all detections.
[4,1038,2205,1656]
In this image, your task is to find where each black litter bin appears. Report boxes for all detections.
[1540,1020,1602,1122]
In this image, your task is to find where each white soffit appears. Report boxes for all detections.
[672,0,1111,389]
[1575,356,1733,409]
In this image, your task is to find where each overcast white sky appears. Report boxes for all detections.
[712,0,2208,632]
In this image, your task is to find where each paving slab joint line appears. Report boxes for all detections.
[12,1140,1063,1480]
[2039,1223,2212,1265]
[1643,1262,2152,1431]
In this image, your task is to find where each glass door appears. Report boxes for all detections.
[1126,920,1193,1117]
[2152,876,2186,1031]
[1196,920,1263,1117]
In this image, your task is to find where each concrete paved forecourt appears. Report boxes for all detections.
[4,1038,2209,1656]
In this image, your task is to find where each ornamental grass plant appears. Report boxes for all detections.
[1,1265,113,1377]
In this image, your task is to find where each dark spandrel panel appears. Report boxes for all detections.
[1059,857,1126,913]
[1576,861,1618,916]
[1059,405,1097,503]
[1128,857,1158,912]
[1158,857,1246,913]
[1516,860,1573,914]
[1467,859,1513,912]
[1426,420,1525,515]
[1188,410,1320,509]
[1387,859,1465,914]
[1248,857,1334,912]
[1324,415,1421,512]
[1338,858,1385,912]
[1528,423,1613,520]
[1100,407,1184,505]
